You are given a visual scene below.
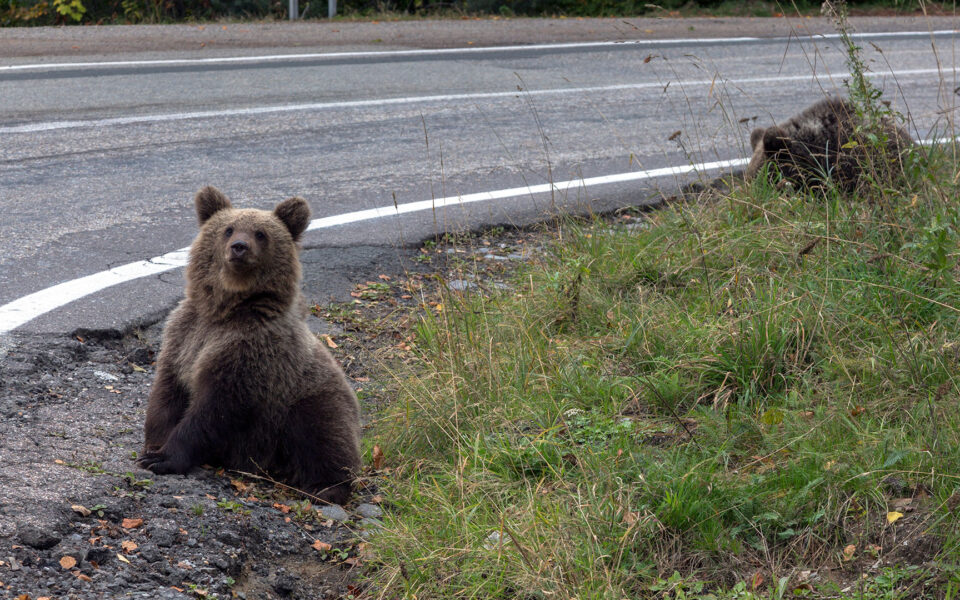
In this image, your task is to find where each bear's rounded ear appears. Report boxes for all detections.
[274,197,311,241]
[762,127,789,154]
[195,186,232,225]
[749,127,765,150]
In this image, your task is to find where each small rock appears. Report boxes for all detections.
[138,545,162,563]
[146,519,180,548]
[448,279,478,292]
[273,573,299,596]
[93,370,119,382]
[17,524,61,550]
[85,547,112,565]
[319,504,349,522]
[483,531,511,550]
[217,530,242,547]
[354,503,383,519]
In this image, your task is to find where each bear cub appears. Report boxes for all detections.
[139,187,360,505]
[745,97,913,192]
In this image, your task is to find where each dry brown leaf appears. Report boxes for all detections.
[843,544,856,561]
[59,556,77,569]
[344,557,361,567]
[311,540,332,552]
[121,540,138,553]
[121,518,143,529]
[273,503,291,513]
[378,274,391,281]
[750,571,763,590]
[71,504,91,517]
[322,335,338,349]
[17,594,29,600]
[230,479,252,494]
[372,444,384,470]
[75,572,92,582]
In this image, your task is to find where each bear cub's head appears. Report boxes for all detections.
[188,186,311,302]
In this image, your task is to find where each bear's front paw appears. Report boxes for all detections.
[137,450,191,475]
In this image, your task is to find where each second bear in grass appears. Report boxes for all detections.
[138,187,360,505]
[745,97,914,192]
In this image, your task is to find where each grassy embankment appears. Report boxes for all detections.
[358,13,960,600]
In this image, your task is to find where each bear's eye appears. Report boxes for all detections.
[224,227,234,237]
[255,231,266,241]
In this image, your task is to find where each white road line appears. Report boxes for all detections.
[0,157,748,335]
[2,30,957,72]
[0,67,946,135]
[2,136,956,334]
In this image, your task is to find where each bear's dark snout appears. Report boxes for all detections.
[230,240,249,259]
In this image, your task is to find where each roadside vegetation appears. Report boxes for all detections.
[1,0,951,26]
[353,5,960,598]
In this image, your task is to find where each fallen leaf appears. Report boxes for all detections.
[121,518,144,529]
[843,544,856,561]
[750,571,763,590]
[312,540,332,552]
[344,557,362,566]
[59,556,77,569]
[117,553,130,564]
[230,479,252,494]
[370,494,383,504]
[378,274,391,281]
[850,406,866,417]
[273,503,291,513]
[71,504,91,517]
[667,130,682,141]
[322,335,338,349]
[372,444,384,470]
[121,540,138,553]
[75,572,92,582]
[886,511,904,524]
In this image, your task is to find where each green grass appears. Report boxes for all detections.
[361,141,960,598]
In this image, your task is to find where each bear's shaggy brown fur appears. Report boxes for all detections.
[138,187,360,505]
[745,97,913,192]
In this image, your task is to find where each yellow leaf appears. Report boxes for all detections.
[842,544,856,561]
[887,511,904,524]
[59,556,77,569]
[117,553,131,564]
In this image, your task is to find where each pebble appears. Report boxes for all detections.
[354,503,383,519]
[319,504,349,522]
[93,370,119,382]
[17,524,61,550]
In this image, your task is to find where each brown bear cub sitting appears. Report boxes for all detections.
[745,97,913,192]
[138,187,360,505]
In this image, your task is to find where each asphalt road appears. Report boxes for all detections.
[0,17,957,339]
